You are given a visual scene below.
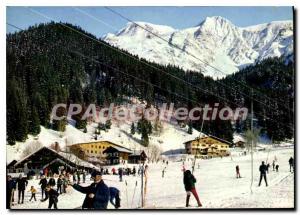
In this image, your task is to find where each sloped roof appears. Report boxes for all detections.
[14,146,98,170]
[183,134,232,146]
[103,145,132,154]
[69,140,132,152]
[129,150,146,156]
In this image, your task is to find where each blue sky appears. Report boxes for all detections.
[7,6,293,38]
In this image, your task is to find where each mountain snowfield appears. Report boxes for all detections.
[103,16,293,79]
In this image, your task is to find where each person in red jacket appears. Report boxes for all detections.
[183,170,202,207]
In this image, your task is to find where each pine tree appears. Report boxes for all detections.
[153,118,163,135]
[105,119,112,130]
[29,106,41,135]
[137,117,152,146]
[141,129,149,147]
[52,106,67,132]
[131,123,135,135]
[187,121,193,134]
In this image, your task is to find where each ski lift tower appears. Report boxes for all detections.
[140,151,147,208]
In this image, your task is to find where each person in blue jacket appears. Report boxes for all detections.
[71,170,109,209]
[109,187,121,209]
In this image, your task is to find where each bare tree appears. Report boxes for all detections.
[245,128,260,151]
[21,140,43,158]
[146,144,162,162]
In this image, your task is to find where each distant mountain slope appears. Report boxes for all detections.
[104,17,293,79]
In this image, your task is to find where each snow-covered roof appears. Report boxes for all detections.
[183,134,231,145]
[103,145,132,154]
[14,146,98,170]
[233,133,246,143]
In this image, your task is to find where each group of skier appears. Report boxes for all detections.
[7,154,294,209]
[234,156,294,187]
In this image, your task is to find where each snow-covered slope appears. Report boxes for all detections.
[103,17,293,79]
[6,120,202,164]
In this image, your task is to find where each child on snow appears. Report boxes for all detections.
[183,170,202,207]
[41,185,59,209]
[109,187,121,209]
[29,186,37,201]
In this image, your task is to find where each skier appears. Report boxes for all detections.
[57,175,63,194]
[41,185,59,209]
[39,175,48,200]
[7,175,16,209]
[112,168,116,175]
[266,163,270,173]
[44,168,48,177]
[73,172,77,183]
[162,167,166,178]
[63,176,68,193]
[118,168,123,182]
[183,170,202,207]
[77,171,81,184]
[71,171,110,209]
[132,166,136,176]
[272,160,275,171]
[28,186,37,201]
[109,187,121,209]
[83,170,86,183]
[236,165,241,178]
[289,157,294,172]
[48,176,56,187]
[276,164,279,172]
[16,174,28,204]
[138,165,142,176]
[39,169,43,178]
[258,161,268,187]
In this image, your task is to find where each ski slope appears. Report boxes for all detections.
[11,146,294,209]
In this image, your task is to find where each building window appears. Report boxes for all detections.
[91,145,93,148]
[87,150,89,153]
[91,150,93,153]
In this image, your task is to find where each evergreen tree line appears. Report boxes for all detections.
[6,22,294,145]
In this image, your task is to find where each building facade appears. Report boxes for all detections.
[68,141,132,164]
[183,136,230,158]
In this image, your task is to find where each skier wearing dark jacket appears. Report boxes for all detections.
[57,175,63,194]
[72,171,110,209]
[41,185,59,209]
[16,174,28,204]
[48,177,56,187]
[258,161,268,186]
[183,170,202,207]
[289,157,294,172]
[39,176,48,200]
[7,175,16,209]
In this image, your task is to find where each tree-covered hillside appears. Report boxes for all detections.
[6,22,294,145]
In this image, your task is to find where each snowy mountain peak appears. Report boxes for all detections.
[116,21,175,37]
[104,17,293,79]
[199,16,235,27]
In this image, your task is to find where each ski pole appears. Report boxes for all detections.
[131,181,138,208]
[125,180,129,208]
